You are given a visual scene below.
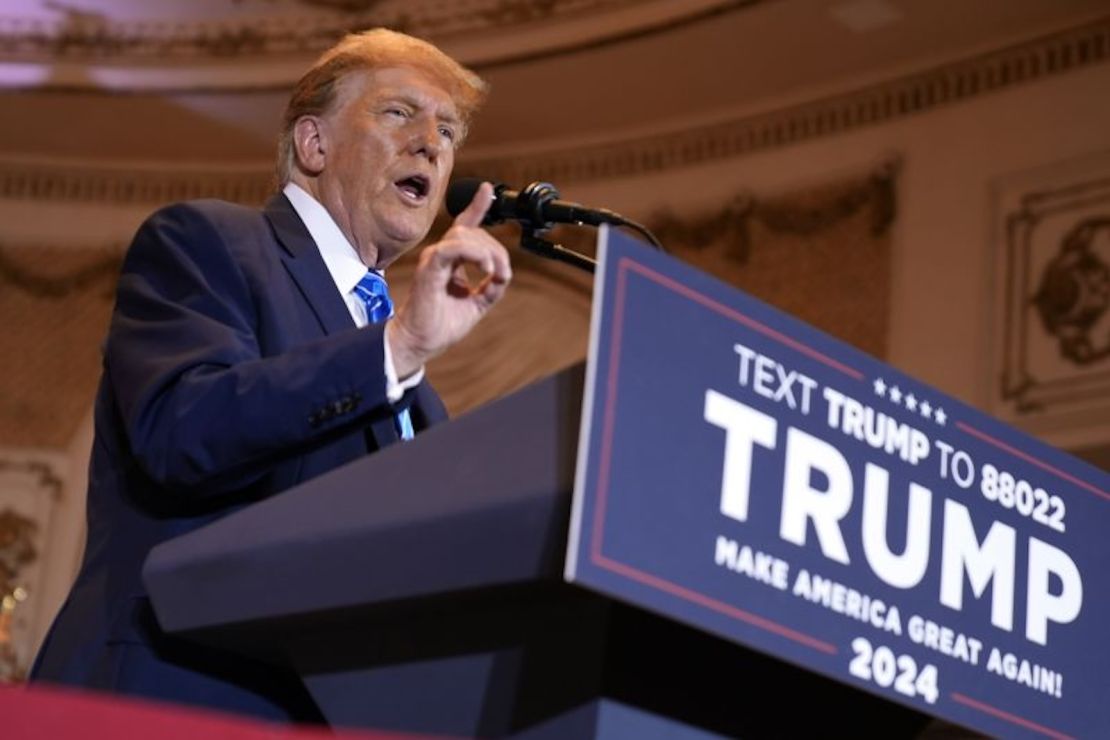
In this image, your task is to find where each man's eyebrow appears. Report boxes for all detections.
[437,111,462,127]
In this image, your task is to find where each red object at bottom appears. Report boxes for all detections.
[2,683,454,740]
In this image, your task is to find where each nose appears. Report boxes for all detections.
[407,118,442,162]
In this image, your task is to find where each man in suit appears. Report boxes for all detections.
[30,29,510,722]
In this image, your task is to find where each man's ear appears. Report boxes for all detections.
[292,115,327,175]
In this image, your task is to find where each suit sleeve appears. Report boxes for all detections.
[106,202,394,495]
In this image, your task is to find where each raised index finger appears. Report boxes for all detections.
[451,181,494,229]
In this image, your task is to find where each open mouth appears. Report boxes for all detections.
[395,175,430,202]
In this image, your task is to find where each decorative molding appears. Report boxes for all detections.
[538,155,898,264]
[0,455,64,683]
[0,459,63,498]
[520,160,896,360]
[643,158,898,263]
[989,148,1110,454]
[291,1,387,10]
[0,1,754,92]
[0,242,122,299]
[0,0,730,62]
[460,16,1110,186]
[1032,216,1110,366]
[0,162,277,206]
[0,16,1106,205]
[0,507,38,683]
[998,169,1110,416]
[0,244,120,448]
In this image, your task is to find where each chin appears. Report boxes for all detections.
[377,234,427,266]
[369,219,429,259]
[392,221,434,248]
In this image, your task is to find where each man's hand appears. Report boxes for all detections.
[386,181,512,378]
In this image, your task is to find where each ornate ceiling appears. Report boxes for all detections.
[0,0,749,88]
[0,0,1106,174]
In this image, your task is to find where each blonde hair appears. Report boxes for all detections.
[277,28,488,184]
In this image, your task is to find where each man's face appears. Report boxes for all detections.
[316,66,461,267]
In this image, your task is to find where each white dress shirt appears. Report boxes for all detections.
[283,182,424,402]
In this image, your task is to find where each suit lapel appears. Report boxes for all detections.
[265,193,403,452]
[264,193,354,336]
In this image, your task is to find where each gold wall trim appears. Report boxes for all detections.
[0,458,63,497]
[0,15,1106,205]
[462,16,1110,185]
[0,0,740,63]
[0,164,276,206]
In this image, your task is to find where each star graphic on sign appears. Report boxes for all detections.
[904,393,918,412]
[934,407,947,426]
[889,385,903,404]
[920,400,933,417]
[873,377,887,396]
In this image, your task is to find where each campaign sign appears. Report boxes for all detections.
[566,228,1110,739]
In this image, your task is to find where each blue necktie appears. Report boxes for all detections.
[353,271,414,441]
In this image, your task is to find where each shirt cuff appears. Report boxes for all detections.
[382,332,425,402]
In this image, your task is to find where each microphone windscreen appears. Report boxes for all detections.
[445,177,488,217]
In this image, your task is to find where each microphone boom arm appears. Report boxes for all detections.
[519,225,597,275]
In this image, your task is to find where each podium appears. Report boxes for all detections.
[143,229,1108,739]
[144,363,931,739]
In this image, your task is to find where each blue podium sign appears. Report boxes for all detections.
[566,228,1110,739]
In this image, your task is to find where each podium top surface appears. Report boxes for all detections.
[143,363,585,637]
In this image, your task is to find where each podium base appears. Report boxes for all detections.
[289,584,932,739]
[512,699,728,740]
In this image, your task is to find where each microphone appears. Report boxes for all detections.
[446,178,627,228]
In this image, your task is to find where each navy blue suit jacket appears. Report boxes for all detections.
[31,193,447,721]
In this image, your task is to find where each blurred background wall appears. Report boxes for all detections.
[0,0,1108,683]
